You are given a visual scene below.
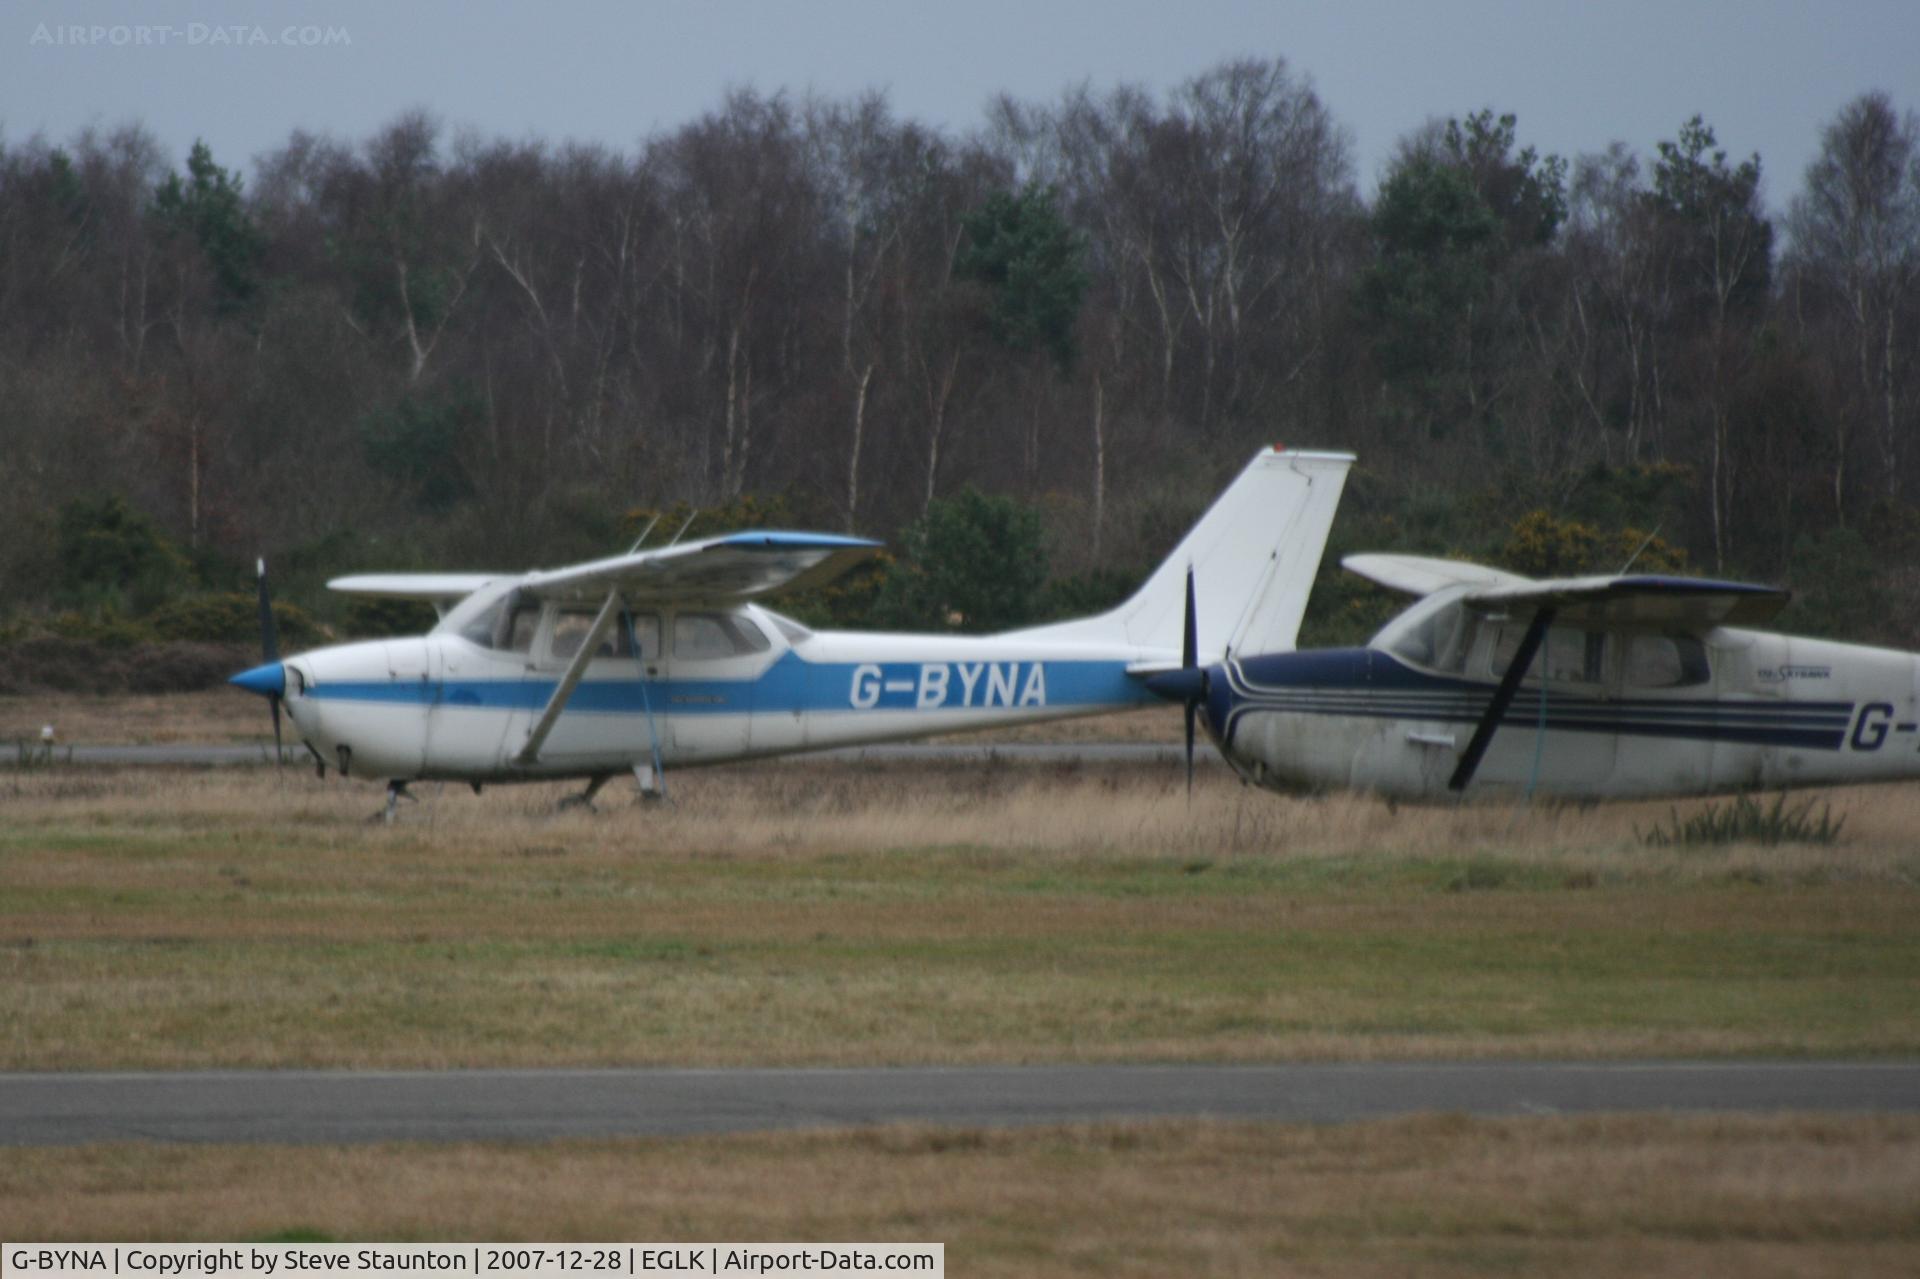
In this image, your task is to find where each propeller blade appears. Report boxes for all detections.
[256,558,280,663]
[256,557,284,768]
[1184,699,1196,797]
[1183,566,1198,798]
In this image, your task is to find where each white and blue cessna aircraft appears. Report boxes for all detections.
[230,447,1353,816]
[1151,549,1920,800]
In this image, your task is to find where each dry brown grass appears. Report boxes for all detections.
[9,754,1920,873]
[0,692,1183,749]
[3,1116,1917,1276]
[0,690,265,745]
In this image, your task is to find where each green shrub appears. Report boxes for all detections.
[873,487,1048,633]
[344,596,438,638]
[147,593,324,648]
[1638,792,1846,848]
[47,609,152,647]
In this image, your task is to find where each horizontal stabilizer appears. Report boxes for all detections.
[1342,554,1527,597]
[328,573,504,602]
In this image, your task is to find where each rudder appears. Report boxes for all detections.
[1010,447,1353,658]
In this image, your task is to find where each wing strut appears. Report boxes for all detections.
[1447,606,1556,793]
[515,589,625,766]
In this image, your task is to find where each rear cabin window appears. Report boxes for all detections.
[1623,634,1711,688]
[674,613,771,659]
[765,611,812,645]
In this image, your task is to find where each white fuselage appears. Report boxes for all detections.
[277,599,1159,783]
[1209,609,1920,800]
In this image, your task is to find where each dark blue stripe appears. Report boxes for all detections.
[1216,649,1855,752]
[1227,691,1851,727]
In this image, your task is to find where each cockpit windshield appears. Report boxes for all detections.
[433,581,518,643]
[1372,589,1475,675]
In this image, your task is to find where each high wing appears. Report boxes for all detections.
[518,530,881,605]
[1463,573,1790,630]
[327,532,881,611]
[1346,554,1791,631]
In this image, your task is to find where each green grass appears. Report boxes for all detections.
[3,764,1920,1068]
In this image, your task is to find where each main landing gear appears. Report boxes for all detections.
[558,773,614,813]
[633,762,666,803]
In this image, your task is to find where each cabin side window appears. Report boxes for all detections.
[549,609,634,661]
[626,613,662,661]
[1623,633,1711,689]
[1491,625,1606,684]
[505,602,541,654]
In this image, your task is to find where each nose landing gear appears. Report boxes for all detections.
[377,780,417,824]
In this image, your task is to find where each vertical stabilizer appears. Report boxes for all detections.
[1009,447,1353,658]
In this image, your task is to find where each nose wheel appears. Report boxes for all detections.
[376,780,418,824]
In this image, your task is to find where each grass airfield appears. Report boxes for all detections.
[4,703,1920,1271]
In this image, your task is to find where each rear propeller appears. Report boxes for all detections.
[1182,567,1203,795]
[1144,567,1211,797]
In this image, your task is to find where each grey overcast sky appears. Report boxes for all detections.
[4,0,1917,209]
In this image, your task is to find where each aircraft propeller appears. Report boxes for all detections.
[254,558,284,766]
[1143,567,1210,797]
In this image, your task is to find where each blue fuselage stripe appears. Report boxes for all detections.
[304,652,1154,716]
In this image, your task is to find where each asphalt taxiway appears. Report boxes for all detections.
[5,1062,1916,1146]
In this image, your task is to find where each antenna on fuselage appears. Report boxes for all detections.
[665,510,698,547]
[626,514,662,555]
